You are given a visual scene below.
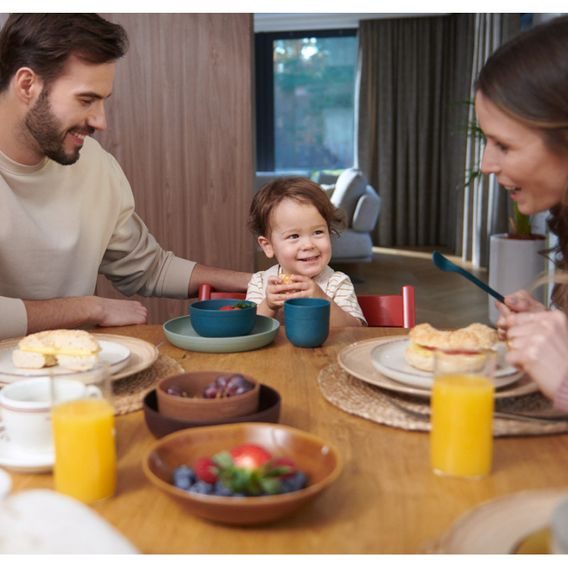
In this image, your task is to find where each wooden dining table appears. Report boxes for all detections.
[9,324,568,553]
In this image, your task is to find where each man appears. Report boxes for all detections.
[0,14,251,340]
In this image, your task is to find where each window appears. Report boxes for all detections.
[255,29,358,173]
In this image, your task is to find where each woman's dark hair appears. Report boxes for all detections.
[477,16,568,308]
[0,13,128,92]
[248,177,346,238]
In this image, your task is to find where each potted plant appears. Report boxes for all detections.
[488,200,546,324]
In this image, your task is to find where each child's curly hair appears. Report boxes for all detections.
[248,177,346,238]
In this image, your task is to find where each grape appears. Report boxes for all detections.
[201,374,254,398]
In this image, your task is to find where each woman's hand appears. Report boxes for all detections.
[495,290,546,340]
[505,309,568,399]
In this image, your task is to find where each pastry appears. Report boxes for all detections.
[404,323,498,372]
[12,329,101,371]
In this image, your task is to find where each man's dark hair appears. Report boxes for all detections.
[0,13,128,92]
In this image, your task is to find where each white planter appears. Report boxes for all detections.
[488,233,546,324]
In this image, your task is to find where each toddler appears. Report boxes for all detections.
[247,177,366,327]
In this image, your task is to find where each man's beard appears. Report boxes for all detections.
[24,88,92,166]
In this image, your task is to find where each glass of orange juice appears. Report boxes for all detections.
[430,349,496,479]
[51,365,117,504]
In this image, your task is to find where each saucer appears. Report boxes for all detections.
[0,431,53,473]
[163,315,279,353]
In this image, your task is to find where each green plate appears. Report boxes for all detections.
[163,315,280,353]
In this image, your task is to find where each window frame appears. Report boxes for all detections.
[254,28,358,172]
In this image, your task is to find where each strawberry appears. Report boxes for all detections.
[194,457,218,484]
[229,444,272,470]
[218,306,235,311]
[270,457,297,479]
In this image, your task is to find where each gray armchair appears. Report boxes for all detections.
[328,168,382,263]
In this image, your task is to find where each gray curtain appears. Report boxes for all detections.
[356,14,475,250]
[460,14,521,268]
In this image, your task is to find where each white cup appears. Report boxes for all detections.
[551,498,568,554]
[0,378,102,453]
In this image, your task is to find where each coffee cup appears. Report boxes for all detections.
[0,378,102,453]
[284,298,330,348]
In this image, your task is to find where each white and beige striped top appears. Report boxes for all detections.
[246,264,366,325]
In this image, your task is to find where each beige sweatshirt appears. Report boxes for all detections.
[0,137,195,339]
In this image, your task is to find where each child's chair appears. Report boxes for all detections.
[357,285,415,328]
[197,284,246,301]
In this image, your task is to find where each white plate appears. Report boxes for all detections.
[0,339,131,384]
[337,337,538,399]
[0,425,53,473]
[370,338,523,389]
[435,489,568,553]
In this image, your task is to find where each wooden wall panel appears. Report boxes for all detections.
[95,13,255,323]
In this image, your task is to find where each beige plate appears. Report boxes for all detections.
[91,333,159,381]
[0,333,158,384]
[337,336,538,399]
[434,489,568,553]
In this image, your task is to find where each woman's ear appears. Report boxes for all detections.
[257,236,275,259]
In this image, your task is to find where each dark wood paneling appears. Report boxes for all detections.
[95,14,255,324]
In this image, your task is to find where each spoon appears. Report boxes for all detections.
[432,251,505,304]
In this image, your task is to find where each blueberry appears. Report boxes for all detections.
[172,465,196,490]
[213,481,234,497]
[188,481,214,495]
[280,472,308,493]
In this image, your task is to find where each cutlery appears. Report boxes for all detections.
[432,251,505,304]
[386,397,568,424]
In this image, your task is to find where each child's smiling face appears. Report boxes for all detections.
[258,198,332,278]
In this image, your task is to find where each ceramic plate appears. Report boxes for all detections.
[435,489,568,553]
[163,315,279,353]
[370,338,522,389]
[0,426,53,473]
[0,334,158,384]
[337,337,538,399]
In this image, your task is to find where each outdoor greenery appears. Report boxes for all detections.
[273,35,357,171]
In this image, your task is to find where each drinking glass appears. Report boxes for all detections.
[52,364,117,503]
[430,349,496,479]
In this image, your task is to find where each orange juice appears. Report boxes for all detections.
[430,374,494,478]
[52,398,116,503]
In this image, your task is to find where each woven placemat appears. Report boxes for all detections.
[318,363,568,437]
[112,354,184,415]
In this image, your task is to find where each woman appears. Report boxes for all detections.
[474,15,568,409]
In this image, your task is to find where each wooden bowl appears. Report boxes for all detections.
[143,385,281,438]
[156,372,260,422]
[142,422,343,525]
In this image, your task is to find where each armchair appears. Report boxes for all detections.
[328,168,382,263]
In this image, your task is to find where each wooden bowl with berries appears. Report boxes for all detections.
[142,422,343,525]
[156,371,260,422]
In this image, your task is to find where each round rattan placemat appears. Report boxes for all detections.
[318,363,568,437]
[112,354,183,415]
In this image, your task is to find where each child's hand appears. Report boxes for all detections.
[279,275,327,300]
[265,277,293,311]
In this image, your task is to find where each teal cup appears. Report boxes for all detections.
[284,298,330,348]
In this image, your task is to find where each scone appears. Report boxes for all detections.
[404,323,498,372]
[12,329,101,371]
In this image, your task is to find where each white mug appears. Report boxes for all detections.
[0,378,102,453]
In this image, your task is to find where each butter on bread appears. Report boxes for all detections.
[405,323,498,372]
[280,273,295,284]
[12,329,101,371]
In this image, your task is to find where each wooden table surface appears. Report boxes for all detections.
[9,324,568,553]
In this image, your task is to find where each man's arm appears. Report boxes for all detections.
[24,297,148,334]
[188,264,252,297]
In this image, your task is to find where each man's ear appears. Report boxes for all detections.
[12,67,43,105]
[257,236,275,259]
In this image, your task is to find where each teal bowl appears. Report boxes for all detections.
[189,299,257,338]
